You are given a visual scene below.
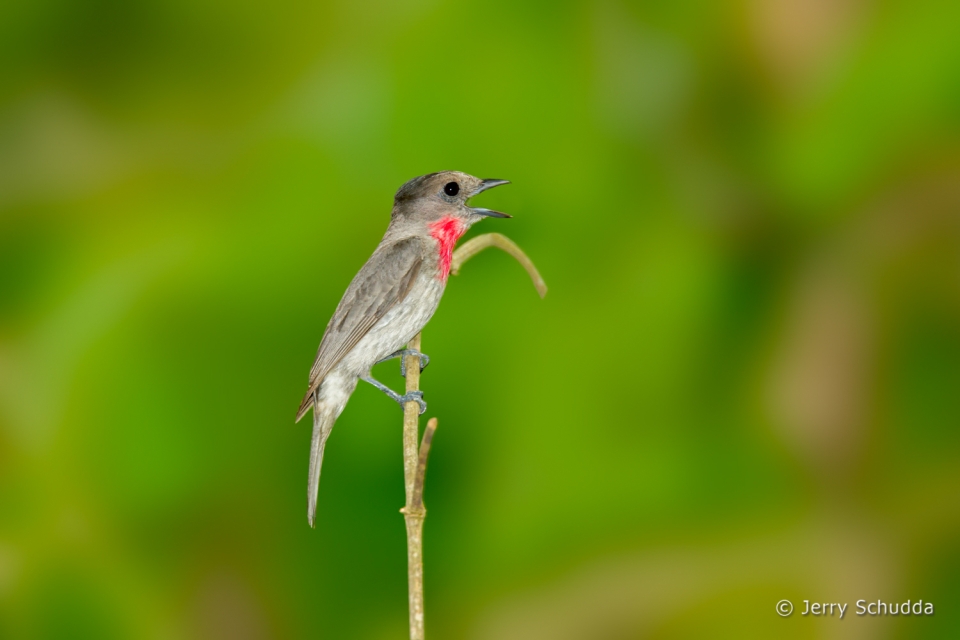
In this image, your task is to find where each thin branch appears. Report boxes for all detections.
[451,232,548,298]
[401,333,425,640]
[402,416,438,640]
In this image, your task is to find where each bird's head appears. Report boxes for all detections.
[392,171,511,230]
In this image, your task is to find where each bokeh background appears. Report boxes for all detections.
[1,0,959,638]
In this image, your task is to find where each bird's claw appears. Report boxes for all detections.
[398,390,427,415]
[378,349,430,376]
[400,350,429,377]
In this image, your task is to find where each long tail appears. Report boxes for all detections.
[307,394,339,528]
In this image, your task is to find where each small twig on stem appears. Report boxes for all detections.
[451,232,548,298]
[400,233,544,640]
[412,417,438,511]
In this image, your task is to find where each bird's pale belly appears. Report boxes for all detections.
[335,275,445,376]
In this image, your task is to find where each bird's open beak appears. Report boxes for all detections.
[470,179,512,218]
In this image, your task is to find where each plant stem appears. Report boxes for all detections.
[398,233,544,639]
[401,333,426,640]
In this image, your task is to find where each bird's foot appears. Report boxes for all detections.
[376,349,430,376]
[397,390,427,415]
[360,376,427,415]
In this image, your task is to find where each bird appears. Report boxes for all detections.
[296,171,511,527]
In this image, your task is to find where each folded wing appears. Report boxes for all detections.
[296,236,424,422]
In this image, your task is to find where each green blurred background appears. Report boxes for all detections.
[1,0,959,638]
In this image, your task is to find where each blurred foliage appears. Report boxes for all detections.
[1,0,959,638]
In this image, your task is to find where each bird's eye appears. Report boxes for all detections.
[443,182,460,196]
